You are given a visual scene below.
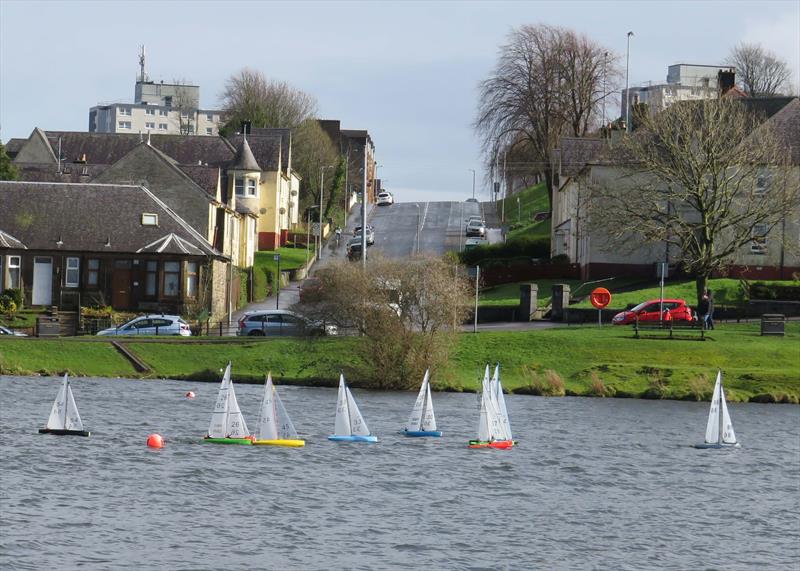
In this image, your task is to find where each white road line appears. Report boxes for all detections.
[420,202,430,231]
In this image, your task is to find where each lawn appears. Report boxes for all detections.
[1,309,43,330]
[252,244,314,300]
[480,277,643,307]
[2,323,798,402]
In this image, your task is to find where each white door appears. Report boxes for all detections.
[32,257,53,306]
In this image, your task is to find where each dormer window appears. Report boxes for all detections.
[141,213,158,226]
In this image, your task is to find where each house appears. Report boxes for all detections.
[551,97,800,280]
[0,181,230,316]
[318,120,378,203]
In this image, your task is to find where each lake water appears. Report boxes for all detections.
[1,374,798,570]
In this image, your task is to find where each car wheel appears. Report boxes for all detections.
[248,330,265,336]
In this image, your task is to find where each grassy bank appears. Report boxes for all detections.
[2,323,798,402]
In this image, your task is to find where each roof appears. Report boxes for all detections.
[14,163,109,183]
[228,133,281,172]
[0,181,223,257]
[229,137,261,171]
[744,97,800,165]
[0,230,26,249]
[3,138,25,159]
[558,138,608,177]
[178,165,221,197]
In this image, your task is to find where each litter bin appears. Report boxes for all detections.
[760,314,785,336]
[37,316,60,338]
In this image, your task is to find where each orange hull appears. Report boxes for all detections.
[468,439,516,449]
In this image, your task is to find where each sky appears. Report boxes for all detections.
[1,0,798,202]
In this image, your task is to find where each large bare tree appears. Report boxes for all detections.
[219,68,317,132]
[728,42,792,96]
[475,24,619,212]
[292,119,341,222]
[591,98,798,303]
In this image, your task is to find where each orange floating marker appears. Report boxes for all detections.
[147,433,164,448]
[185,391,196,399]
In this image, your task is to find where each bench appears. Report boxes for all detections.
[633,319,706,340]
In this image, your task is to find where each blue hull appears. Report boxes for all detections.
[402,430,442,438]
[328,434,378,443]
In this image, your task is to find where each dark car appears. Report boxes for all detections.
[346,238,363,261]
[612,299,694,325]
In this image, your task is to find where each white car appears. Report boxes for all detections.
[97,314,191,336]
[376,192,393,206]
[0,325,27,337]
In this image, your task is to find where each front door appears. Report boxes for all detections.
[112,269,131,309]
[32,257,53,306]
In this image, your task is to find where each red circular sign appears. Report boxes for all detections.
[590,287,611,309]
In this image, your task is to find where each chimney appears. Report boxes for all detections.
[718,68,736,96]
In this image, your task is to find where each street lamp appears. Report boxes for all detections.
[469,168,476,199]
[318,165,334,261]
[413,203,421,254]
[625,31,634,133]
[306,205,319,268]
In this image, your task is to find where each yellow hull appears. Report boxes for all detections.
[252,439,306,447]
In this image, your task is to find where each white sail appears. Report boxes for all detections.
[208,362,232,438]
[704,372,722,444]
[333,374,351,436]
[46,375,69,430]
[420,376,437,432]
[255,374,279,441]
[405,370,428,432]
[274,390,299,440]
[477,373,493,441]
[225,382,249,438]
[492,365,512,441]
[346,387,371,436]
[719,384,737,444]
[63,382,84,431]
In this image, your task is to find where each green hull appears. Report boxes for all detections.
[203,437,253,445]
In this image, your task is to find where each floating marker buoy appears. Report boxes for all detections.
[147,433,164,448]
[185,391,196,399]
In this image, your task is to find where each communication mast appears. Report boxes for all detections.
[138,45,148,83]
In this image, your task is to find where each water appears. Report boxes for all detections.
[1,375,798,570]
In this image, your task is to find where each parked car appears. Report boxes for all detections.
[464,238,484,251]
[96,314,191,336]
[299,277,323,302]
[376,192,393,206]
[354,225,375,245]
[346,238,363,261]
[465,215,484,225]
[612,299,694,325]
[0,325,27,337]
[237,309,337,337]
[465,220,486,237]
[465,197,479,203]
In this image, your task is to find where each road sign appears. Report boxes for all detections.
[590,287,611,309]
[273,254,281,262]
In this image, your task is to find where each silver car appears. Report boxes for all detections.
[97,314,191,336]
[465,220,487,237]
[354,225,375,245]
[237,309,337,337]
[0,325,27,337]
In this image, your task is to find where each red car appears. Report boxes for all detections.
[612,299,694,325]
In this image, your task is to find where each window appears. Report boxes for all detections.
[119,107,131,116]
[7,256,20,289]
[87,259,99,287]
[751,223,768,254]
[755,171,770,195]
[206,113,214,121]
[246,178,256,196]
[141,213,158,226]
[159,109,168,117]
[159,123,168,131]
[206,127,213,135]
[145,122,155,129]
[145,108,155,116]
[118,121,131,129]
[65,257,80,287]
[187,126,194,134]
[186,262,198,298]
[235,176,244,196]
[145,261,158,297]
[163,261,180,297]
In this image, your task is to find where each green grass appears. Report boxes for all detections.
[480,278,643,308]
[252,245,314,300]
[2,323,798,402]
[1,309,43,329]
[495,182,551,241]
[570,278,794,309]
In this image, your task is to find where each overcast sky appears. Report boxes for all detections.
[1,0,798,202]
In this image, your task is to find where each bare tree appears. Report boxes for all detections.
[219,68,317,132]
[292,119,340,220]
[171,79,198,135]
[475,24,619,212]
[591,98,799,303]
[295,256,472,389]
[728,42,791,96]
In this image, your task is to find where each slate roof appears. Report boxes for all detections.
[178,165,221,197]
[4,138,25,159]
[230,137,261,171]
[0,230,26,249]
[558,138,608,177]
[137,233,206,256]
[754,97,800,165]
[0,181,223,258]
[14,162,109,183]
[228,133,281,172]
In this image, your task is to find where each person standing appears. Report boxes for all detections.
[697,294,709,329]
[705,289,715,330]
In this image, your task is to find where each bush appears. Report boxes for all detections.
[586,371,615,397]
[459,236,550,266]
[0,295,17,315]
[1,288,23,309]
[748,281,800,301]
[519,366,565,396]
[551,254,571,265]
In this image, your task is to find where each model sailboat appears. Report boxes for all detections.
[252,373,305,447]
[39,374,90,437]
[468,364,515,449]
[328,374,378,443]
[694,370,740,449]
[402,369,442,437]
[204,362,253,445]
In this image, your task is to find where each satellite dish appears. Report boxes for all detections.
[259,208,266,214]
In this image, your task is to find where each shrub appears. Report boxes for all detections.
[643,372,669,399]
[586,371,615,397]
[520,366,565,396]
[0,295,17,316]
[1,288,23,309]
[459,235,550,266]
[81,305,113,318]
[748,281,800,301]
[687,373,712,401]
[551,254,571,265]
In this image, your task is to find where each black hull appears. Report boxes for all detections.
[39,428,91,437]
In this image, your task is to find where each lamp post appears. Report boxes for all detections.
[306,205,319,268]
[625,31,634,133]
[413,203,421,254]
[343,142,351,228]
[318,165,333,261]
[469,168,476,199]
[361,145,368,269]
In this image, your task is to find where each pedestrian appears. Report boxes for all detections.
[705,289,715,330]
[697,294,709,330]
[334,226,342,247]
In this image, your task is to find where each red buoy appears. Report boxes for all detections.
[185,391,196,399]
[147,433,164,448]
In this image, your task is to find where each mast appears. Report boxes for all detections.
[62,377,68,428]
[718,381,724,445]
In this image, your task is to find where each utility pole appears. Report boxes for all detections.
[501,152,507,223]
[343,142,351,228]
[469,169,476,199]
[361,145,368,269]
[318,165,333,261]
[306,205,318,268]
[473,265,480,333]
[625,31,634,133]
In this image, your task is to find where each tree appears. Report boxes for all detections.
[728,42,791,96]
[219,68,317,133]
[292,119,341,222]
[294,256,472,389]
[171,79,198,135]
[475,24,619,214]
[590,98,799,303]
[0,141,17,181]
